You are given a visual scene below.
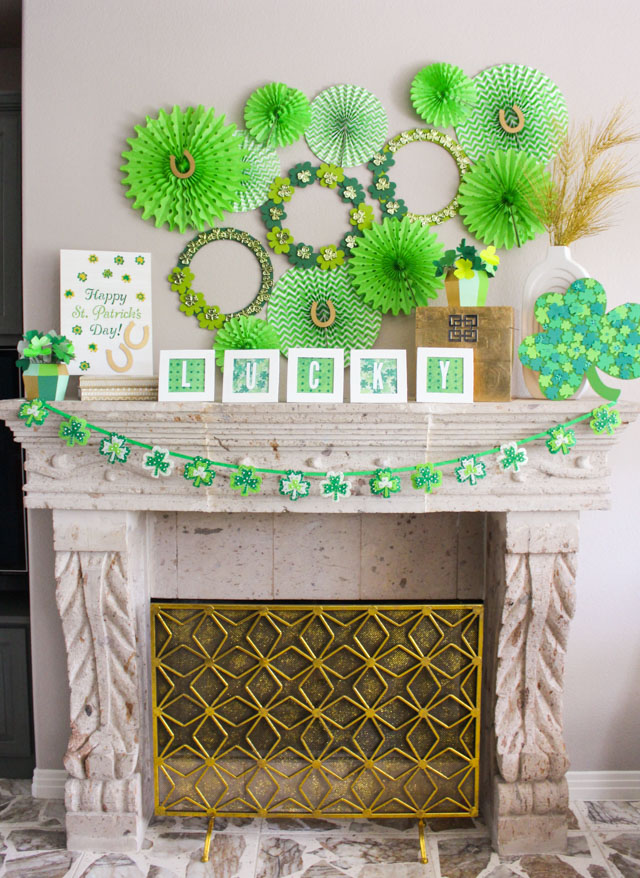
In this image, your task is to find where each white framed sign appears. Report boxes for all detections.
[286,348,344,403]
[222,349,280,402]
[416,347,474,403]
[158,350,215,402]
[350,349,407,403]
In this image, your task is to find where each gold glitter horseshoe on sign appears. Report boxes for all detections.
[499,105,525,134]
[106,344,133,373]
[169,149,196,179]
[310,300,336,329]
[123,322,150,350]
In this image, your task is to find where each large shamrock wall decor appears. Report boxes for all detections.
[519,278,640,401]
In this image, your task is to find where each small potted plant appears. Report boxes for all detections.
[433,239,500,307]
[16,330,75,400]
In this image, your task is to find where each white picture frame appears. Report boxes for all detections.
[286,348,344,403]
[416,347,474,403]
[222,349,280,403]
[158,350,216,402]
[350,349,407,403]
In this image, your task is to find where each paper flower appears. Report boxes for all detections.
[230,465,262,496]
[480,245,500,274]
[316,163,344,188]
[168,266,195,293]
[266,227,294,255]
[230,130,280,213]
[339,177,366,205]
[347,217,445,315]
[121,105,246,233]
[59,417,90,447]
[79,361,90,371]
[410,62,477,127]
[455,456,487,486]
[306,84,388,168]
[453,258,474,280]
[369,468,401,498]
[321,471,352,502]
[411,463,442,493]
[455,63,568,163]
[143,446,174,478]
[260,201,287,229]
[317,245,344,270]
[244,82,311,148]
[546,426,576,455]
[458,149,549,249]
[268,177,294,204]
[349,203,375,231]
[381,198,408,221]
[497,442,528,473]
[99,433,130,464]
[213,315,280,370]
[288,243,317,270]
[19,399,48,427]
[590,405,621,436]
[290,162,315,187]
[279,470,311,501]
[183,457,216,488]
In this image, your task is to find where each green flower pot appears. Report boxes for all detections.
[22,363,69,401]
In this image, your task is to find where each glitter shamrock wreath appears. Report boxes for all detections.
[368,129,472,227]
[260,163,370,271]
[168,228,273,332]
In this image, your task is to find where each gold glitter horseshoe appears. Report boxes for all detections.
[169,149,196,179]
[499,105,525,134]
[123,322,150,350]
[310,300,336,329]
[106,344,134,373]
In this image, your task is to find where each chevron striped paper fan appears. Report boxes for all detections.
[306,84,388,168]
[230,131,280,213]
[267,265,382,365]
[455,64,568,163]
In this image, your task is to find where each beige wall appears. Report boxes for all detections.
[22,0,640,772]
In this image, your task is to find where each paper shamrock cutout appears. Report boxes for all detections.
[411,463,442,493]
[183,456,216,488]
[59,416,90,447]
[519,278,640,401]
[497,442,528,473]
[19,399,49,427]
[546,425,576,455]
[143,446,174,478]
[230,465,262,496]
[590,405,621,436]
[99,433,130,464]
[369,468,401,498]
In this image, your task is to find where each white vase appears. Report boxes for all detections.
[518,245,589,399]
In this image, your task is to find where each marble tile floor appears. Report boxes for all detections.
[1,781,639,878]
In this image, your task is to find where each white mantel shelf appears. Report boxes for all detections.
[1,398,637,513]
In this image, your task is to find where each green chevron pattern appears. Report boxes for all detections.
[455,64,568,163]
[306,84,388,168]
[267,265,382,365]
[230,130,280,213]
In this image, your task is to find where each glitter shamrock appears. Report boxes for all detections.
[288,243,317,270]
[370,467,402,498]
[122,274,131,283]
[339,177,366,205]
[135,255,145,265]
[411,462,442,493]
[381,198,408,220]
[179,290,207,317]
[590,405,621,436]
[230,465,262,496]
[64,289,74,298]
[268,177,294,204]
[168,266,195,293]
[455,455,487,486]
[321,471,352,502]
[88,254,98,263]
[266,227,294,255]
[546,425,576,455]
[317,245,344,270]
[72,325,82,335]
[317,163,344,188]
[143,446,174,478]
[340,231,362,253]
[368,174,396,201]
[79,361,90,371]
[289,161,315,187]
[114,255,125,265]
[183,456,216,488]
[367,151,394,174]
[99,433,130,464]
[497,442,528,472]
[196,305,226,331]
[279,470,311,501]
[18,399,48,427]
[349,203,375,231]
[102,269,113,278]
[260,200,287,229]
[59,416,90,447]
[88,343,98,352]
[77,272,87,282]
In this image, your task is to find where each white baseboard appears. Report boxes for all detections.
[567,771,640,801]
[32,768,67,800]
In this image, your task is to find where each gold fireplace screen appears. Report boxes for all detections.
[151,603,483,822]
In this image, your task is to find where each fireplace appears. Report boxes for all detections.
[1,398,636,856]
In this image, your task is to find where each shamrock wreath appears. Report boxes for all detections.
[260,163,371,270]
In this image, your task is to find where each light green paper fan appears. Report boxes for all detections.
[214,315,281,370]
[306,84,388,168]
[455,64,568,163]
[230,131,280,213]
[267,265,382,366]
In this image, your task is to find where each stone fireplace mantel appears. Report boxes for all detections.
[1,399,637,857]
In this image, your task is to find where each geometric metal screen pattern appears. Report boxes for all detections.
[151,603,482,821]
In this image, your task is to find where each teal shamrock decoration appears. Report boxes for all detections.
[411,463,442,493]
[590,405,621,436]
[455,456,486,486]
[183,456,216,488]
[497,442,528,473]
[339,177,366,206]
[321,471,352,502]
[279,470,311,501]
[59,417,90,447]
[231,465,262,496]
[260,200,287,229]
[369,468,402,498]
[143,446,174,478]
[99,433,130,464]
[519,278,640,401]
[19,399,48,427]
[546,426,576,455]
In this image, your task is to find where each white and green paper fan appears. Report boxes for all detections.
[268,265,382,365]
[455,64,568,163]
[230,130,280,213]
[305,84,388,168]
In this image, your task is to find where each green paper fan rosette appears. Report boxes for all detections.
[347,218,445,315]
[306,84,388,168]
[458,149,550,250]
[230,130,280,213]
[268,265,382,366]
[213,315,281,370]
[455,63,568,163]
[244,82,311,148]
[410,62,477,127]
[121,105,246,233]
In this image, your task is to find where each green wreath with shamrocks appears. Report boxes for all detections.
[260,162,372,270]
